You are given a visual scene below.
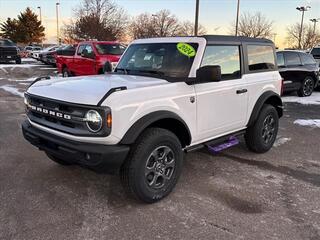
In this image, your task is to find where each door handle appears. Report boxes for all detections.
[236,89,248,94]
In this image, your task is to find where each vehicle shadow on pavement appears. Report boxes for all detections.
[219,152,320,188]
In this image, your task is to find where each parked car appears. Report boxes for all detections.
[39,45,60,64]
[24,46,42,57]
[56,44,77,56]
[310,45,320,66]
[23,35,283,203]
[0,39,21,64]
[276,50,319,97]
[56,41,125,77]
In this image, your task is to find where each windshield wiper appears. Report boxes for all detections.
[115,68,130,74]
[135,70,166,77]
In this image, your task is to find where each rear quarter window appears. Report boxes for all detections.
[300,53,316,64]
[285,52,301,66]
[247,45,276,71]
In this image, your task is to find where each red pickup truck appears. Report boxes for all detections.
[56,41,126,77]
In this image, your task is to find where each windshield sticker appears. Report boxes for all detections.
[177,43,196,57]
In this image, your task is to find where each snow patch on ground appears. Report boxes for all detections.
[294,119,320,128]
[274,137,291,147]
[0,85,24,97]
[22,58,38,63]
[8,77,36,82]
[282,92,320,105]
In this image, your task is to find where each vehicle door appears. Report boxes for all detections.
[194,45,248,141]
[73,44,87,75]
[283,51,304,85]
[79,44,96,75]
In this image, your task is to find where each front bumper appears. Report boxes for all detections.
[0,55,19,61]
[22,120,130,174]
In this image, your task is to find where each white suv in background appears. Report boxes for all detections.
[22,35,283,203]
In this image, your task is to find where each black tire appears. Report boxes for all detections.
[245,104,279,153]
[46,152,73,165]
[62,67,71,77]
[15,57,21,64]
[297,76,314,97]
[120,128,183,203]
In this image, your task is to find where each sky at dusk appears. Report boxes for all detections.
[0,0,319,48]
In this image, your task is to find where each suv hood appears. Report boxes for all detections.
[27,74,169,105]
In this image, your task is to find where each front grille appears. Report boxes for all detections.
[0,47,17,56]
[25,94,110,137]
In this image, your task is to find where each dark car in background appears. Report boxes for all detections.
[277,50,319,97]
[0,39,21,64]
[310,45,320,66]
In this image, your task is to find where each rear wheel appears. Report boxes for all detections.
[121,128,183,203]
[15,57,21,64]
[62,67,71,77]
[245,104,279,153]
[298,76,314,97]
[45,152,73,165]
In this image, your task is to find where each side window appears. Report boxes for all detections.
[285,52,301,66]
[85,45,93,54]
[77,45,86,55]
[247,45,276,71]
[300,53,315,65]
[276,52,285,66]
[201,45,241,80]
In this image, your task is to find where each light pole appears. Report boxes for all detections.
[310,18,320,34]
[37,6,42,23]
[194,0,200,36]
[296,6,311,49]
[56,2,60,44]
[235,0,240,36]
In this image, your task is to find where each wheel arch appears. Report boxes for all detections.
[247,91,283,127]
[120,111,192,148]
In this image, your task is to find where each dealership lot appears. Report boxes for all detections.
[1,63,320,240]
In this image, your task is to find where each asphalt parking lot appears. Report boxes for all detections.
[0,61,320,240]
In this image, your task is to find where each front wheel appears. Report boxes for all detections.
[62,67,71,78]
[120,128,183,203]
[16,57,21,64]
[245,104,279,153]
[298,76,314,97]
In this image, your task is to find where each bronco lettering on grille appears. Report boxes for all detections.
[29,104,72,120]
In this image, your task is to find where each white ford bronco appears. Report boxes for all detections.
[22,35,283,203]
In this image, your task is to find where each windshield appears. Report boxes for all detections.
[115,43,198,79]
[311,48,320,56]
[0,39,15,46]
[95,44,125,55]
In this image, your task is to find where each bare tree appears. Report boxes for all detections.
[286,23,320,49]
[179,21,207,36]
[130,10,193,39]
[231,12,273,38]
[63,0,128,41]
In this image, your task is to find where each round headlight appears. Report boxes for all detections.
[85,110,102,132]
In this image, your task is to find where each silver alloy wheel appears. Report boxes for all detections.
[145,146,175,190]
[303,78,314,96]
[262,114,276,145]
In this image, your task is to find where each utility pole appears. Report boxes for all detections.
[296,6,311,49]
[235,0,240,36]
[310,18,320,34]
[194,0,200,36]
[56,2,60,44]
[37,6,43,46]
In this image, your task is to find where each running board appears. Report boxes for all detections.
[184,130,245,153]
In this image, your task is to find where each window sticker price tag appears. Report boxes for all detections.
[177,43,196,57]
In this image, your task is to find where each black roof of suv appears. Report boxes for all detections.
[202,35,273,45]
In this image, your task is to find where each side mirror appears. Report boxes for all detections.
[196,65,221,83]
[103,62,112,73]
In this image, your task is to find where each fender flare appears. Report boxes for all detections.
[247,91,283,127]
[120,110,192,146]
